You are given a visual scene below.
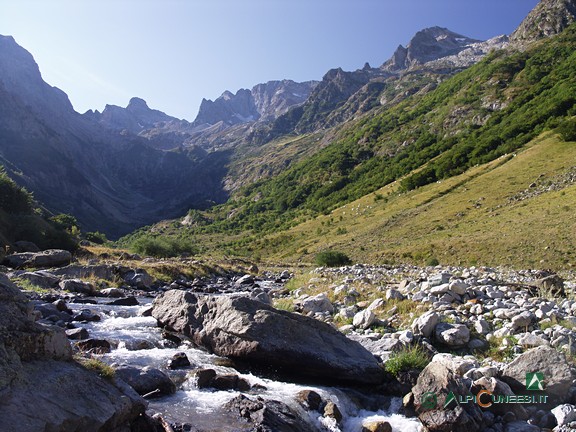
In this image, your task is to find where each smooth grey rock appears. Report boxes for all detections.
[235,274,255,285]
[432,353,478,376]
[412,311,439,338]
[502,346,574,402]
[517,333,549,347]
[511,310,535,330]
[152,290,385,385]
[66,327,89,340]
[448,279,469,295]
[0,360,145,432]
[18,270,60,288]
[385,289,404,301]
[413,361,484,432]
[115,366,176,396]
[353,309,376,329]
[473,318,491,335]
[435,322,470,346]
[59,278,96,295]
[552,404,576,427]
[351,335,403,356]
[224,394,314,432]
[428,273,451,287]
[121,269,153,289]
[3,249,72,269]
[299,293,334,314]
[100,288,126,298]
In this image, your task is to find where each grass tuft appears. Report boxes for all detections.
[385,345,429,376]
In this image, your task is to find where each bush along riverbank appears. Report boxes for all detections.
[2,246,576,431]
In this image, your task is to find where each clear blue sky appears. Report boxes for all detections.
[0,0,539,121]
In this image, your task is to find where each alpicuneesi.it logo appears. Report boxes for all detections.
[420,372,548,410]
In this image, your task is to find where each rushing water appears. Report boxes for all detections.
[70,299,423,432]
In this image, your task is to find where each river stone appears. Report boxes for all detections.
[353,309,376,329]
[18,270,60,288]
[551,404,576,427]
[434,323,470,346]
[501,345,574,402]
[100,288,126,298]
[121,269,153,290]
[324,401,342,423]
[411,311,439,338]
[151,290,385,385]
[299,292,334,314]
[194,368,217,388]
[511,310,535,330]
[115,365,176,396]
[0,360,146,432]
[169,352,191,369]
[517,333,549,347]
[225,394,314,432]
[361,420,392,432]
[412,361,484,432]
[3,249,72,269]
[59,278,96,295]
[0,274,144,432]
[296,390,322,411]
[66,327,89,340]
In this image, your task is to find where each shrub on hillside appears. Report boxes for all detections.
[315,250,352,267]
[131,235,197,258]
[0,169,32,213]
[85,231,108,244]
[558,118,576,142]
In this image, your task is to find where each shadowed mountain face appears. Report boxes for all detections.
[0,35,228,238]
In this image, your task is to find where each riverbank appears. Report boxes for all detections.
[2,247,576,431]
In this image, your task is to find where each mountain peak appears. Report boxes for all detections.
[381,27,481,71]
[192,80,318,126]
[510,0,576,42]
[127,97,149,110]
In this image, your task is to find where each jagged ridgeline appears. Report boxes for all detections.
[178,23,576,234]
[0,168,77,251]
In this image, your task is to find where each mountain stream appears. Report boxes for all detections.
[70,295,422,432]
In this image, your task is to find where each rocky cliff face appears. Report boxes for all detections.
[510,0,576,42]
[0,35,227,238]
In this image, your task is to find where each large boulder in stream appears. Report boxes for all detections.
[0,273,147,431]
[151,290,386,385]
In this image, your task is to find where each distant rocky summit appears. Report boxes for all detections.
[193,79,318,127]
[381,26,482,72]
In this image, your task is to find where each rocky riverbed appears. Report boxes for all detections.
[2,248,576,431]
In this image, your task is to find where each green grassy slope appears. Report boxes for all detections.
[251,132,576,270]
[195,24,576,234]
